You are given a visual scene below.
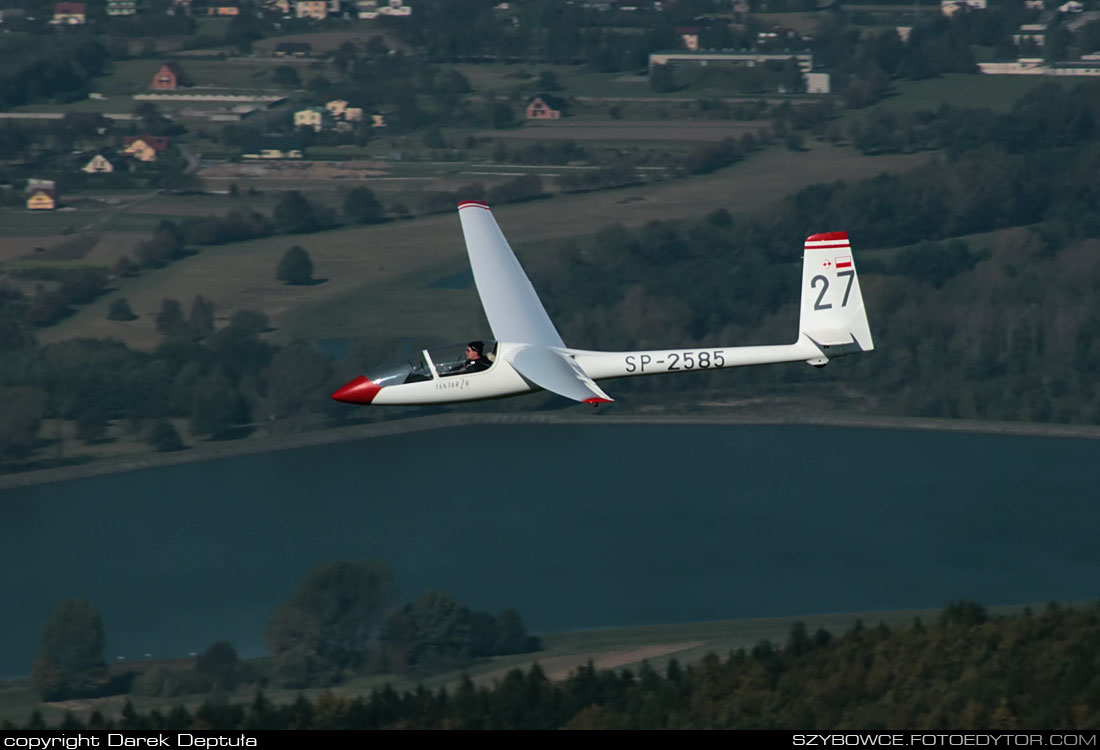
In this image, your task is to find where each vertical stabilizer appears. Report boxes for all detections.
[799,232,874,362]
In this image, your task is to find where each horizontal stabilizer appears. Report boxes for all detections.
[507,346,613,404]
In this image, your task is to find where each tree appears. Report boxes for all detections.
[147,419,184,452]
[537,70,562,91]
[155,299,188,338]
[343,187,385,225]
[189,371,249,437]
[650,63,676,93]
[195,641,239,692]
[265,341,333,422]
[0,386,46,465]
[272,66,301,89]
[75,407,109,444]
[273,191,320,234]
[266,560,398,674]
[31,599,106,700]
[188,295,215,339]
[277,246,314,286]
[107,297,137,321]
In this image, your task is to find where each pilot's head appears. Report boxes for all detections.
[467,341,485,359]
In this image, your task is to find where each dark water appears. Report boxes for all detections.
[1,424,1098,678]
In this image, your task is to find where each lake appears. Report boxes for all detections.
[1,423,1097,678]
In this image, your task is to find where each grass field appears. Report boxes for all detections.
[36,143,929,351]
[0,601,1048,725]
[873,73,1067,115]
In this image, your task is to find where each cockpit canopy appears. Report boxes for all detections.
[364,341,499,385]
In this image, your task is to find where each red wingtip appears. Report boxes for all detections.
[806,231,849,243]
[458,200,490,210]
[331,376,382,405]
[584,398,612,405]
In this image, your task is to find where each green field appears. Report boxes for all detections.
[33,142,928,351]
[874,73,1067,115]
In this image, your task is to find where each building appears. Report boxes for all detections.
[358,0,411,17]
[978,58,1100,75]
[649,50,814,74]
[107,0,137,15]
[243,148,304,159]
[325,99,350,118]
[804,72,830,94]
[344,107,364,122]
[83,154,114,173]
[275,41,312,56]
[941,0,986,16]
[296,0,327,18]
[370,113,386,128]
[1013,24,1047,46]
[526,95,567,120]
[122,135,171,162]
[51,2,86,24]
[294,106,327,131]
[26,179,58,210]
[150,62,188,90]
[675,26,700,51]
[207,4,240,14]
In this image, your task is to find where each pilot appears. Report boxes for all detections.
[459,341,491,373]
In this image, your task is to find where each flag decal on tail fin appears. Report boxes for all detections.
[835,256,852,269]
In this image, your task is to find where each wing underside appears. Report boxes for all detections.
[457,201,565,348]
[507,346,613,404]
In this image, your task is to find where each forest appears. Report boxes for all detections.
[11,601,1100,730]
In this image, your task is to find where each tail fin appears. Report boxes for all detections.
[798,232,874,365]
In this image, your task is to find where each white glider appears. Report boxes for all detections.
[332,200,873,406]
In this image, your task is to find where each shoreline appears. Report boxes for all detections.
[3,409,1099,492]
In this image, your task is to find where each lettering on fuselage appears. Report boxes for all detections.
[624,350,726,374]
[435,377,470,390]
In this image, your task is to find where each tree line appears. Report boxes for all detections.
[14,601,1100,729]
[26,559,538,702]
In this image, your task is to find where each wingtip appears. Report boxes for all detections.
[583,397,613,405]
[458,200,490,210]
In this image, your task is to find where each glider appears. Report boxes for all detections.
[332,201,874,406]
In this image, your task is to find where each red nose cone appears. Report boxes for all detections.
[331,376,381,405]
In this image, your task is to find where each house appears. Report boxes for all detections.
[275,41,312,56]
[344,107,364,122]
[1059,0,1083,11]
[266,0,292,12]
[525,95,568,120]
[358,0,411,17]
[325,99,349,118]
[675,26,700,51]
[51,2,86,24]
[26,179,58,210]
[370,113,386,128]
[82,154,114,174]
[379,0,411,15]
[1013,24,1047,46]
[294,106,327,131]
[804,72,831,94]
[941,0,986,15]
[122,135,171,162]
[107,0,137,15]
[150,62,188,90]
[207,4,240,15]
[296,0,327,18]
